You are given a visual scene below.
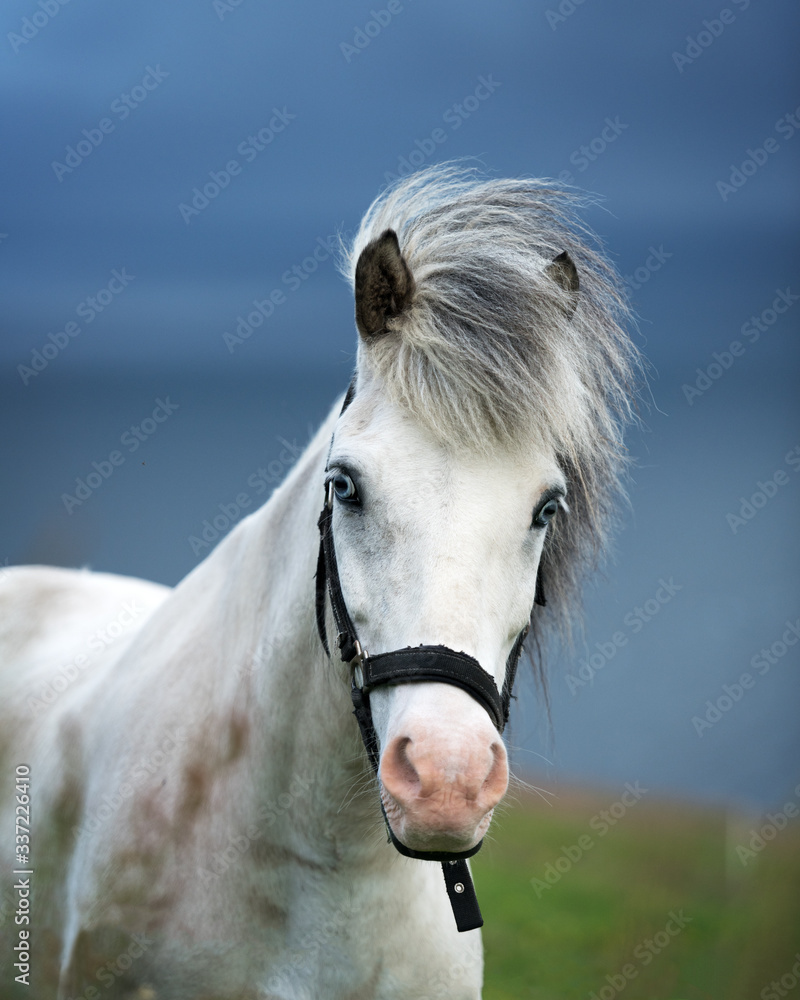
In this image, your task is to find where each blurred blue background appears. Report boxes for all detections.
[1,0,797,813]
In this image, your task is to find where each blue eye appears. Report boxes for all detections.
[332,472,359,504]
[532,496,561,529]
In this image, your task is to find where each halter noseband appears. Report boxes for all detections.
[314,382,544,932]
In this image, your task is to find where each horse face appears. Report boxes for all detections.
[328,388,564,854]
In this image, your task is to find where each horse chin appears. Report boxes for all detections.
[380,788,494,855]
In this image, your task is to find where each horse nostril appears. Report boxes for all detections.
[380,736,420,803]
[484,739,509,804]
[381,730,509,815]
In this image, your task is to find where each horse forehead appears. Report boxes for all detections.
[335,395,557,494]
[335,391,439,457]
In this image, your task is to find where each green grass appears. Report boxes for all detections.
[472,784,800,999]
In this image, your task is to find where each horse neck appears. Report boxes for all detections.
[187,401,378,857]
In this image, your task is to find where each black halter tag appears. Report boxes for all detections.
[442,859,484,933]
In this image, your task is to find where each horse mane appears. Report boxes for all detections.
[340,163,643,650]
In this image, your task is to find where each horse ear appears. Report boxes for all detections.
[545,250,579,320]
[354,228,415,338]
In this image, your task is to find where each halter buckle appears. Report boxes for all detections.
[351,640,368,690]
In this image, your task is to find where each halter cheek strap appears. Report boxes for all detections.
[314,385,544,932]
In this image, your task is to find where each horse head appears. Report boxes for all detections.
[317,170,621,869]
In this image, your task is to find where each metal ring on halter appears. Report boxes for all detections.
[351,641,367,690]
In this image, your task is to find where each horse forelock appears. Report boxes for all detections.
[340,164,644,641]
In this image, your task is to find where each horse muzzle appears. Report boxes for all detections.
[349,644,509,860]
[377,688,509,856]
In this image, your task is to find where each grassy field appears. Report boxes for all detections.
[472,782,800,1000]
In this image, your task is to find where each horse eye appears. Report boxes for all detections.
[332,472,359,504]
[532,497,560,529]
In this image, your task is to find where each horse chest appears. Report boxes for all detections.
[65,818,482,998]
[69,858,482,998]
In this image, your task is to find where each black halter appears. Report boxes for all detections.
[315,383,544,932]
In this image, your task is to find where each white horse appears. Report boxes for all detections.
[0,166,638,999]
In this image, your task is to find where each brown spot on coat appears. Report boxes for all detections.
[224,711,249,764]
[179,760,210,822]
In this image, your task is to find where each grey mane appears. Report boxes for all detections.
[341,163,642,649]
